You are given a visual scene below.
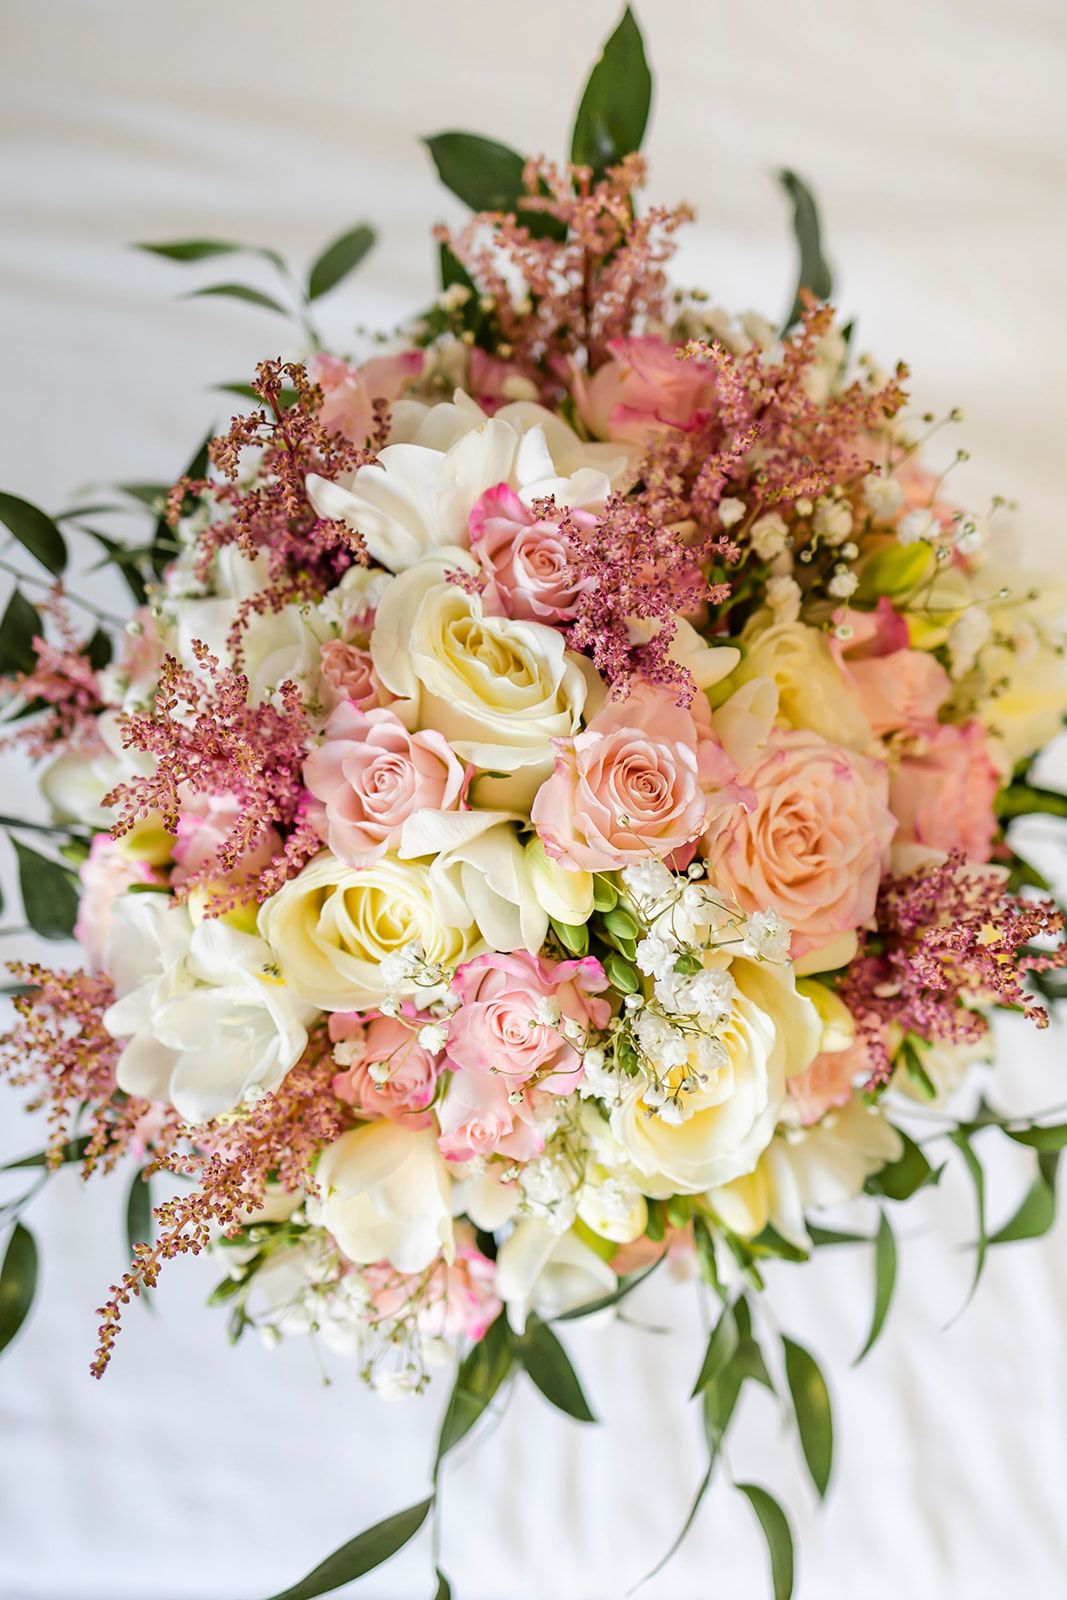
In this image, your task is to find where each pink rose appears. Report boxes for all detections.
[532,685,737,872]
[172,792,282,887]
[363,1225,501,1340]
[436,1066,547,1162]
[831,600,950,737]
[445,949,612,1094]
[318,639,392,714]
[468,348,540,414]
[75,836,158,969]
[330,1010,441,1128]
[889,720,999,862]
[704,729,896,957]
[303,703,465,866]
[313,350,424,446]
[572,336,716,444]
[469,483,596,623]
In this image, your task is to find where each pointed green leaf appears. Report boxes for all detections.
[437,242,476,294]
[0,1222,38,1358]
[1007,1122,1067,1153]
[308,224,376,301]
[433,1572,452,1600]
[779,169,833,333]
[782,1337,833,1498]
[1,1136,91,1172]
[737,1483,795,1600]
[856,1210,896,1363]
[12,838,78,941]
[516,1316,595,1423]
[635,1451,716,1589]
[183,283,290,316]
[807,1224,871,1248]
[260,1496,434,1600]
[137,238,286,272]
[555,1250,665,1321]
[434,1314,512,1469]
[85,628,112,671]
[0,492,67,576]
[691,1301,739,1399]
[950,1130,987,1310]
[125,1168,154,1255]
[570,7,652,178]
[865,1130,939,1202]
[990,1152,1059,1244]
[425,132,528,214]
[0,588,44,676]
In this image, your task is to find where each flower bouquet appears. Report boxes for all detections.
[3,10,1067,1597]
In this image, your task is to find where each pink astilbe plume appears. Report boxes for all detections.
[103,641,313,907]
[839,854,1067,1087]
[0,593,109,757]
[169,359,372,609]
[92,1043,345,1378]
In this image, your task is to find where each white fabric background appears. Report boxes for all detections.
[2,3,1067,1597]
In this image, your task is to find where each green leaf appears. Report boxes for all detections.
[0,1222,38,1358]
[856,1210,896,1363]
[437,242,476,294]
[995,781,1067,822]
[85,628,112,672]
[0,588,43,675]
[737,1483,795,1600]
[592,875,618,912]
[1007,1123,1067,1152]
[425,132,529,214]
[636,1451,717,1589]
[12,838,78,941]
[865,1130,939,1202]
[0,492,67,576]
[80,529,150,606]
[308,224,376,301]
[807,1224,871,1248]
[782,1337,833,1498]
[990,1152,1059,1244]
[140,238,249,262]
[433,1572,452,1600]
[215,382,300,409]
[950,1130,987,1310]
[549,916,589,957]
[603,950,640,993]
[183,283,290,316]
[1,1136,91,1172]
[778,169,833,333]
[261,1497,434,1600]
[515,1316,596,1423]
[434,1314,513,1469]
[690,1301,739,1399]
[554,1250,665,1321]
[125,1168,154,1254]
[570,7,652,178]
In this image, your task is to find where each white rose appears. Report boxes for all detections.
[306,393,625,573]
[611,958,821,1196]
[103,899,313,1123]
[371,550,594,808]
[41,709,155,829]
[707,1098,903,1249]
[316,1123,454,1273]
[170,594,329,706]
[257,850,481,1010]
[494,1219,616,1332]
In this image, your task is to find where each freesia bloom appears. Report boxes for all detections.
[363,1225,501,1342]
[258,851,481,1010]
[889,719,999,862]
[75,835,158,969]
[303,703,465,866]
[531,684,739,872]
[313,350,425,447]
[316,1122,454,1273]
[704,729,896,958]
[469,482,596,622]
[494,1219,617,1332]
[330,1010,442,1127]
[573,335,716,444]
[610,958,821,1195]
[445,949,612,1092]
[733,618,872,752]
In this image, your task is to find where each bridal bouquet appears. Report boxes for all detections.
[4,11,1067,1597]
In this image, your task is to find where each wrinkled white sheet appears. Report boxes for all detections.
[2,3,1066,1596]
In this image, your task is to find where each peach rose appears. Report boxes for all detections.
[313,350,424,447]
[573,336,716,444]
[330,1010,441,1128]
[303,703,465,866]
[532,685,739,872]
[830,600,950,736]
[317,639,392,714]
[469,483,596,623]
[889,719,999,862]
[787,1033,872,1125]
[705,730,896,957]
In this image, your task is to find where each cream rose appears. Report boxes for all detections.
[611,958,821,1196]
[316,1122,454,1273]
[257,851,481,1010]
[733,616,872,751]
[371,550,594,809]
